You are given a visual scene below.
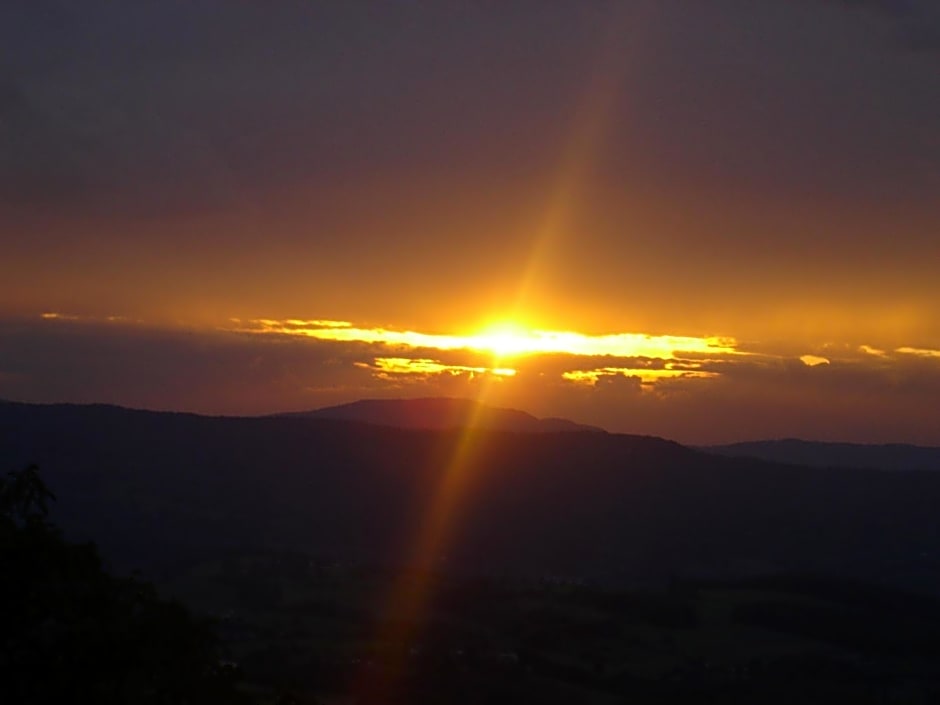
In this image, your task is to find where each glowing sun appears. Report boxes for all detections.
[470,323,538,358]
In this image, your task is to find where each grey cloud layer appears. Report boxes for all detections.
[2,1,937,216]
[830,0,940,51]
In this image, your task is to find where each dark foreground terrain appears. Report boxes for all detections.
[704,438,940,472]
[162,550,940,704]
[4,399,940,702]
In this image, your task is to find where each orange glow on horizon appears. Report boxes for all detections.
[234,317,739,361]
[231,317,745,390]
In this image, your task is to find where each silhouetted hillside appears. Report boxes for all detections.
[3,400,940,595]
[704,438,940,472]
[278,397,604,433]
[0,465,245,704]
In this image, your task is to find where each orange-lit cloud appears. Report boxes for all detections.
[356,357,517,379]
[222,316,940,400]
[896,346,940,359]
[41,312,133,324]
[859,344,888,357]
[230,317,745,390]
[233,317,738,362]
[562,367,718,385]
[5,312,940,444]
[800,354,830,367]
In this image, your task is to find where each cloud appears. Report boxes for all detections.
[860,344,888,357]
[896,346,940,358]
[0,2,608,215]
[561,367,718,386]
[0,3,338,214]
[356,357,516,380]
[0,316,380,414]
[830,0,913,17]
[4,0,934,222]
[828,0,940,53]
[3,314,940,445]
[800,354,830,367]
[233,317,740,362]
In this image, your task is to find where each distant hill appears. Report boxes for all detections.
[276,397,605,433]
[3,399,940,595]
[703,439,940,472]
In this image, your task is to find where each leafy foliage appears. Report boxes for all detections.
[0,465,247,704]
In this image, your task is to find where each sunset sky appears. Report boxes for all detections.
[2,1,938,444]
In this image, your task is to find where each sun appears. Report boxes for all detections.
[470,322,537,358]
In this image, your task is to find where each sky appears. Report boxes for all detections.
[1,0,938,444]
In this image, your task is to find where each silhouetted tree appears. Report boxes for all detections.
[0,465,249,704]
[0,463,54,525]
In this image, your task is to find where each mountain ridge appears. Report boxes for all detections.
[704,438,940,472]
[274,397,605,434]
[4,399,940,595]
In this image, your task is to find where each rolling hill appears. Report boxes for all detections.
[704,438,940,472]
[3,398,940,595]
[276,397,604,433]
